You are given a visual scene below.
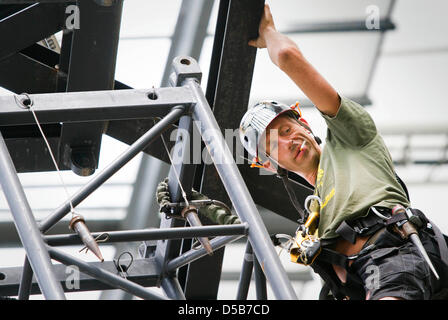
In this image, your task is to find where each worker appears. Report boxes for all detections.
[239,4,448,300]
[157,4,448,300]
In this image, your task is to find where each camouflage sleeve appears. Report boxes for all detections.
[156,178,240,225]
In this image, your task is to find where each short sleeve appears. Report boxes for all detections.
[321,96,377,147]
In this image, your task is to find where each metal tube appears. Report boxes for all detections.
[166,235,243,272]
[19,106,186,299]
[182,206,213,255]
[39,105,186,233]
[47,246,168,300]
[188,79,298,299]
[254,254,267,300]
[17,258,33,300]
[161,276,186,300]
[236,241,253,300]
[0,132,66,300]
[45,223,249,246]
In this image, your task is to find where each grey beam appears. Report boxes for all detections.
[0,258,162,297]
[166,235,244,273]
[44,223,249,246]
[0,87,194,126]
[0,131,65,300]
[0,219,121,246]
[47,246,168,300]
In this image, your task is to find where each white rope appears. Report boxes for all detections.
[15,93,75,214]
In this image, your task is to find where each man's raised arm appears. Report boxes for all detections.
[249,4,341,117]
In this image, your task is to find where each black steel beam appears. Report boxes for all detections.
[0,44,61,173]
[0,1,74,3]
[0,258,161,297]
[0,4,29,20]
[178,0,265,300]
[199,0,264,204]
[57,0,123,176]
[0,3,66,61]
[195,0,316,224]
[1,129,61,172]
[0,52,58,93]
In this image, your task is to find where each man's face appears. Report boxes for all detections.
[261,114,321,176]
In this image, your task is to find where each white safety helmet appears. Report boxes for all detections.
[239,100,319,164]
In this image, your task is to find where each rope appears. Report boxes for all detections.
[15,93,75,215]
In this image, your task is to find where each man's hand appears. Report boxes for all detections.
[248,4,341,117]
[155,178,240,225]
[248,4,276,49]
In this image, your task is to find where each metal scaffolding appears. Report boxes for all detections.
[0,54,297,300]
[0,0,398,300]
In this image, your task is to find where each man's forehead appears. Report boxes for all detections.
[266,114,299,132]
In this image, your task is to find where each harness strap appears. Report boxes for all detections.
[316,247,349,268]
[428,218,448,267]
[335,208,392,244]
[335,206,448,270]
[277,167,308,223]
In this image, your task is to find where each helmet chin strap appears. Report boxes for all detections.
[262,154,309,224]
[276,166,308,224]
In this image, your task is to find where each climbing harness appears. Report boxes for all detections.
[288,195,322,266]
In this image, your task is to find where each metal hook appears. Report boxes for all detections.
[114,251,134,279]
[304,195,322,214]
[191,239,202,251]
[14,92,33,109]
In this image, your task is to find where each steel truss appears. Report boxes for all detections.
[0,56,297,300]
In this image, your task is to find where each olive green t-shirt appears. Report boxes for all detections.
[315,96,409,240]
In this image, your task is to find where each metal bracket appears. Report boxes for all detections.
[169,56,202,87]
